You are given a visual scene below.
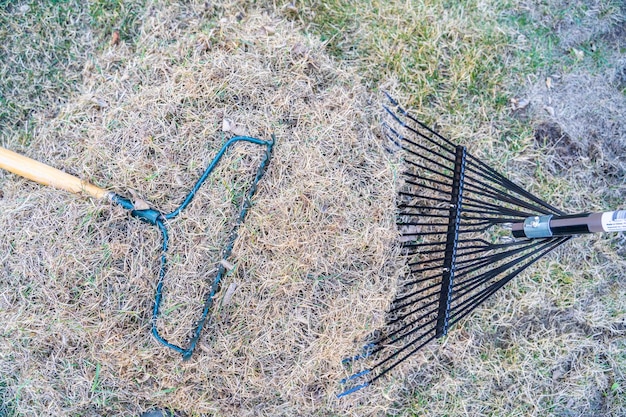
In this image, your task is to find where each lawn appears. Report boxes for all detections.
[0,0,624,416]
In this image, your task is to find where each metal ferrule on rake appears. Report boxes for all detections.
[511,211,626,239]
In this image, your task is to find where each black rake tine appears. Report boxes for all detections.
[383,94,457,150]
[398,206,450,214]
[461,207,529,219]
[454,240,530,258]
[385,297,441,327]
[383,105,457,157]
[452,239,550,284]
[398,221,450,227]
[453,239,546,269]
[382,121,404,149]
[462,180,555,216]
[464,156,565,216]
[384,118,456,165]
[451,239,559,298]
[461,195,536,218]
[403,230,450,238]
[401,241,446,249]
[389,282,443,312]
[369,331,439,384]
[385,111,457,160]
[457,238,532,251]
[449,238,571,324]
[404,247,447,256]
[399,191,452,204]
[404,179,453,197]
[399,271,444,288]
[403,171,453,188]
[376,307,440,349]
[466,156,566,215]
[403,158,455,181]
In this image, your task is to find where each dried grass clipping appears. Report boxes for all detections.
[0,6,402,416]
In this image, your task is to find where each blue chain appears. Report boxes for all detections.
[111,135,275,359]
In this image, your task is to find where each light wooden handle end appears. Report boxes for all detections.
[0,147,109,200]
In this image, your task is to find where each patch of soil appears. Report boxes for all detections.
[515,1,626,184]
[533,121,581,171]
[527,71,626,180]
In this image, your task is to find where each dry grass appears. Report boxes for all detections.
[0,1,91,142]
[0,3,400,415]
[0,0,625,416]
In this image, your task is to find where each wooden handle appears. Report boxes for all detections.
[0,147,109,199]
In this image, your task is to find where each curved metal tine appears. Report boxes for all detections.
[151,136,274,359]
[461,197,534,218]
[401,240,446,249]
[463,180,554,216]
[453,239,547,279]
[464,156,565,216]
[451,239,557,299]
[386,297,440,327]
[455,238,528,258]
[399,271,444,288]
[383,115,456,164]
[454,242,539,271]
[457,238,529,252]
[390,291,441,315]
[390,280,443,312]
[404,179,451,199]
[383,92,456,148]
[403,246,447,256]
[449,238,571,325]
[378,306,440,350]
[403,170,452,189]
[453,250,541,296]
[382,93,457,153]
[369,330,439,385]
[393,273,443,298]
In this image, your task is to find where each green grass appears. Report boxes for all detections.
[301,0,513,114]
[88,0,145,45]
[298,0,540,178]
[0,378,18,417]
[0,0,148,143]
[505,0,624,75]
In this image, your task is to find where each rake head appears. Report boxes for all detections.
[337,95,597,397]
[0,135,274,361]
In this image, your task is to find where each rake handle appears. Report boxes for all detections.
[512,211,626,238]
[0,147,109,200]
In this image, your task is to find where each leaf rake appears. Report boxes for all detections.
[337,94,625,397]
[0,135,274,360]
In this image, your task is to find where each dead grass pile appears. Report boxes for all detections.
[0,4,402,416]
